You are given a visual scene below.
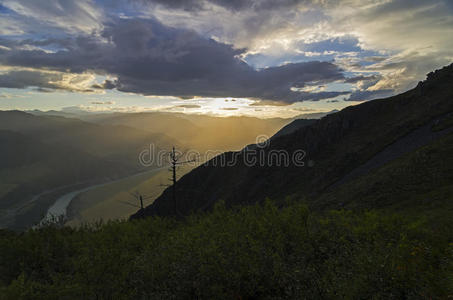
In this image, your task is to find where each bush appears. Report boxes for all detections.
[0,200,452,299]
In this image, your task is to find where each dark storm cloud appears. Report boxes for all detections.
[0,18,345,103]
[0,69,95,92]
[0,70,62,89]
[112,60,346,103]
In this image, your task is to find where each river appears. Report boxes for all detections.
[40,166,168,224]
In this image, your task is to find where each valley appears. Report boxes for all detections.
[1,1,451,297]
[0,111,290,230]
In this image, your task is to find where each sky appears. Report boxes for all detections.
[0,0,452,118]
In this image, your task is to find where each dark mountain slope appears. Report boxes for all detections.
[317,130,453,211]
[133,63,453,218]
[271,118,316,139]
[329,114,453,190]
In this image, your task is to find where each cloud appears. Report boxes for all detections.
[327,0,453,93]
[345,75,379,84]
[133,0,317,12]
[0,69,98,92]
[293,107,316,112]
[364,56,387,63]
[335,0,453,53]
[34,87,54,93]
[1,0,451,107]
[146,0,452,98]
[176,104,201,109]
[0,93,12,98]
[91,101,116,105]
[92,80,116,90]
[220,107,238,110]
[364,50,453,92]
[346,89,393,102]
[0,18,346,104]
[1,0,103,34]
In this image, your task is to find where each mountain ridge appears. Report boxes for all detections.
[132,63,453,219]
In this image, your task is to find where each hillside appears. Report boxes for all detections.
[133,63,453,218]
[0,130,129,229]
[0,112,176,229]
[270,118,317,139]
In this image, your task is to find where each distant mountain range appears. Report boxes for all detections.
[28,110,298,152]
[27,109,337,151]
[133,63,453,219]
[0,110,295,229]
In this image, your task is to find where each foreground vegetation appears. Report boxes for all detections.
[1,200,452,299]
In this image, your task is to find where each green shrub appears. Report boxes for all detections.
[0,200,452,299]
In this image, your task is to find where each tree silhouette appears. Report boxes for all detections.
[167,146,197,216]
[119,191,152,211]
